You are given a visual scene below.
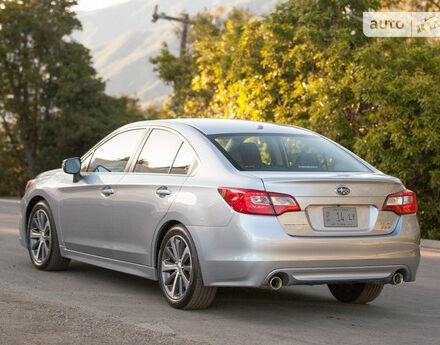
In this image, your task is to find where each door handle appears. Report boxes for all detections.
[156,186,171,197]
[101,186,115,197]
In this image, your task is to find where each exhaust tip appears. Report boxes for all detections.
[269,275,283,290]
[391,272,404,285]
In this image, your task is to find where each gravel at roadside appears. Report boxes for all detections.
[0,283,208,345]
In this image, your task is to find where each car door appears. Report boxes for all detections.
[110,128,199,266]
[59,128,146,258]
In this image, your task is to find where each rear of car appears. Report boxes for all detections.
[189,127,420,299]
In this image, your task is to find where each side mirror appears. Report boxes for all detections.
[62,157,81,175]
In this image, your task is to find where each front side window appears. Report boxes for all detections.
[88,129,145,173]
[134,129,182,173]
[210,133,370,172]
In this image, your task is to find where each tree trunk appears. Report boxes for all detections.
[22,139,36,180]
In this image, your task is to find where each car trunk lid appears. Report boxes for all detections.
[246,172,403,237]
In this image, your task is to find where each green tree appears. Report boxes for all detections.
[0,0,81,178]
[0,129,27,195]
[150,43,196,117]
[186,0,381,149]
[150,8,253,118]
[383,0,440,11]
[0,0,143,194]
[353,39,440,239]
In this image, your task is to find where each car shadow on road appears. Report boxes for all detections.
[65,260,160,294]
[63,260,392,322]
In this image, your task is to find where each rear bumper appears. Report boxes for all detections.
[263,265,414,286]
[188,213,420,287]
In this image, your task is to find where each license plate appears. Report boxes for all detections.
[323,207,358,227]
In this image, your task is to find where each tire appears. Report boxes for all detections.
[27,200,70,271]
[328,282,384,304]
[158,224,217,309]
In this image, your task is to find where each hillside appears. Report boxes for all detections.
[74,0,279,104]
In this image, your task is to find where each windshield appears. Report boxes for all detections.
[210,133,371,172]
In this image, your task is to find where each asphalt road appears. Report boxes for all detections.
[1,198,439,345]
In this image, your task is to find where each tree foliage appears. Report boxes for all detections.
[383,0,440,11]
[353,39,440,239]
[150,43,197,116]
[151,0,440,238]
[0,0,144,195]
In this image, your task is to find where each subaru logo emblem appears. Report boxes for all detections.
[336,186,350,196]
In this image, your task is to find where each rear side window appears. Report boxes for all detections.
[170,142,198,175]
[88,129,145,173]
[134,129,182,173]
[210,134,370,172]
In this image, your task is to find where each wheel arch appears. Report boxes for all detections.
[153,220,182,268]
[25,195,46,229]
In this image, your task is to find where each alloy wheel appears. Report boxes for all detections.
[161,235,192,300]
[29,209,52,264]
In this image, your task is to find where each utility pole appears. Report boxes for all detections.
[152,5,193,57]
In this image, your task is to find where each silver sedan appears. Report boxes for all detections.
[19,119,420,309]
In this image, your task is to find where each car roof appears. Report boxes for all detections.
[123,118,316,136]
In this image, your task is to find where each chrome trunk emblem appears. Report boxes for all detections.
[336,186,350,196]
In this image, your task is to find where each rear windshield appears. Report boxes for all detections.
[210,134,371,172]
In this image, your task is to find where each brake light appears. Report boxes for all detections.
[218,188,300,216]
[383,189,417,215]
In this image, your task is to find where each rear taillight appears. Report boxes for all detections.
[269,192,301,215]
[383,189,417,215]
[218,188,300,216]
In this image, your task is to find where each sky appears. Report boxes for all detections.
[75,0,131,12]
